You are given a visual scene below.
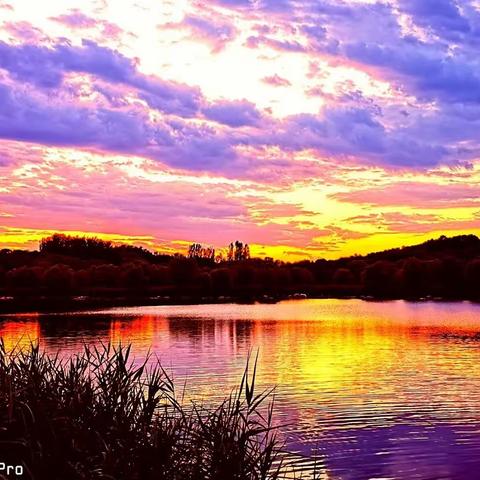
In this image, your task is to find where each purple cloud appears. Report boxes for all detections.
[202,100,262,127]
[0,80,239,172]
[3,21,47,42]
[402,0,474,40]
[51,10,97,29]
[0,40,202,115]
[181,14,237,52]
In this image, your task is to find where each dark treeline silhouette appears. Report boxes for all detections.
[1,233,480,311]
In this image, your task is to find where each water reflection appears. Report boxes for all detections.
[1,299,480,479]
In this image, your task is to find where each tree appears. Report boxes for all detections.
[43,264,74,293]
[188,243,215,261]
[88,264,120,288]
[40,234,114,258]
[226,241,250,262]
[235,265,256,288]
[168,257,198,284]
[146,265,170,285]
[120,263,148,289]
[398,257,427,297]
[362,261,398,297]
[234,241,244,261]
[227,243,235,262]
[6,266,42,290]
[290,267,314,285]
[211,268,233,293]
[333,268,355,285]
[465,259,480,298]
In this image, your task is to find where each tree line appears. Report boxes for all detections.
[1,233,480,300]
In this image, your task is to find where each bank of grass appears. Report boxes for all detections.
[0,342,314,480]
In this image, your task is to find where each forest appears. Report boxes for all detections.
[1,233,480,311]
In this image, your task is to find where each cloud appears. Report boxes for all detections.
[202,100,262,127]
[347,211,480,235]
[402,0,474,40]
[3,21,47,42]
[165,14,237,52]
[332,182,480,209]
[0,148,331,249]
[0,40,202,115]
[262,74,291,87]
[0,81,238,172]
[51,10,98,29]
[245,35,306,52]
[1,5,480,175]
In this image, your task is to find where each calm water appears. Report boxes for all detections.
[2,299,480,479]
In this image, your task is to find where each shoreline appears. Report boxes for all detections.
[0,293,478,315]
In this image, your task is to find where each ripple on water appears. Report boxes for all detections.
[1,299,480,479]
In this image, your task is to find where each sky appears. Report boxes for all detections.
[0,0,479,260]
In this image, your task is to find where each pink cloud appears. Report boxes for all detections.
[347,211,480,235]
[333,182,480,209]
[262,74,292,87]
[51,10,97,29]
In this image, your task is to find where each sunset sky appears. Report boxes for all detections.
[0,0,479,260]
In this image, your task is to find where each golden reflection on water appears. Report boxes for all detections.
[1,300,480,479]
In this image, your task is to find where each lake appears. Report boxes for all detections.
[1,299,480,479]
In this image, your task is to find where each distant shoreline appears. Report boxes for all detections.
[2,233,480,314]
[0,293,478,315]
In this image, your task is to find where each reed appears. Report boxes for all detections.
[0,341,310,480]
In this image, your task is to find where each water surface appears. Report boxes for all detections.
[1,299,480,479]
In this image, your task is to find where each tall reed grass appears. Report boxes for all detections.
[0,342,311,480]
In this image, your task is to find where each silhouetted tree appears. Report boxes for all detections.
[6,266,42,290]
[196,271,212,293]
[398,257,427,297]
[333,268,355,285]
[40,234,115,260]
[211,268,233,293]
[312,259,333,284]
[465,259,480,298]
[1,232,480,302]
[362,261,398,297]
[121,263,148,289]
[291,267,314,285]
[188,243,215,262]
[227,241,251,262]
[235,265,256,288]
[271,268,291,288]
[146,265,170,285]
[88,264,120,288]
[42,264,74,293]
[439,257,465,297]
[168,257,198,284]
[74,269,91,289]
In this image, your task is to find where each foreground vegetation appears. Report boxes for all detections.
[0,343,311,480]
[1,233,480,311]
